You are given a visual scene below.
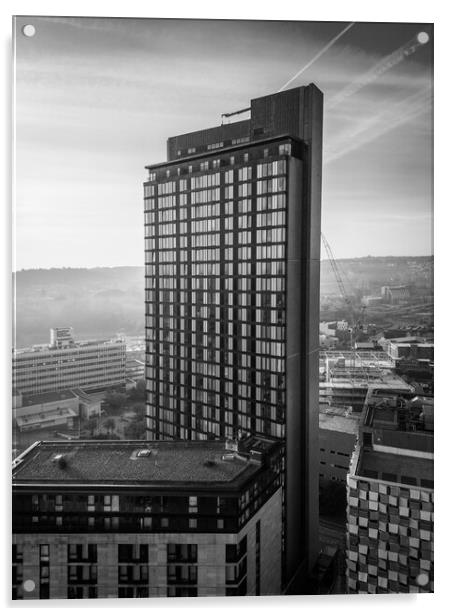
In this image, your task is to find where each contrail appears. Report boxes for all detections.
[278,22,355,92]
[324,85,432,164]
[326,32,430,109]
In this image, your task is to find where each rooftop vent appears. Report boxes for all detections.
[222,453,235,461]
[53,454,67,469]
[130,448,156,460]
[136,449,151,458]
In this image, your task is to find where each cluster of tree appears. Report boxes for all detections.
[124,419,147,440]
[103,380,146,414]
[103,390,128,415]
[91,433,121,441]
[123,381,146,439]
[80,381,147,441]
[127,379,146,401]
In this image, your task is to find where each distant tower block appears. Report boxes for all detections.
[50,327,75,349]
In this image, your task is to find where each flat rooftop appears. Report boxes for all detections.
[320,350,394,366]
[364,391,433,428]
[21,390,78,406]
[16,408,77,428]
[320,372,413,389]
[357,449,433,488]
[319,411,359,435]
[13,339,124,356]
[12,440,275,489]
[70,388,105,403]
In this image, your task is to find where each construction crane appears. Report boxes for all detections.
[321,233,365,350]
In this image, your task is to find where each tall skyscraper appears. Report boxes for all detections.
[144,84,323,591]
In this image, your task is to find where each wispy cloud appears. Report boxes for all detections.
[13,18,433,268]
[278,22,355,91]
[325,85,433,164]
[326,33,430,110]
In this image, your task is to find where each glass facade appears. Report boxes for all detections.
[145,141,298,442]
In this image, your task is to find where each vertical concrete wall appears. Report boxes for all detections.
[319,428,357,482]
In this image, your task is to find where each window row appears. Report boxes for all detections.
[192,173,220,189]
[256,160,286,178]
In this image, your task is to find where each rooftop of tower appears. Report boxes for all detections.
[350,389,434,490]
[144,83,322,170]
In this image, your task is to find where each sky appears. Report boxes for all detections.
[13,17,433,270]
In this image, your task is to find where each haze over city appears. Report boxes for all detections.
[14,17,433,270]
[11,13,435,601]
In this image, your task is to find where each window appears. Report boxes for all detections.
[167,586,197,597]
[167,565,197,584]
[40,545,50,599]
[188,496,198,513]
[118,544,148,563]
[167,544,197,563]
[118,564,148,585]
[278,143,291,156]
[67,544,97,562]
[225,537,247,563]
[225,557,247,586]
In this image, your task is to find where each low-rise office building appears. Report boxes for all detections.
[346,389,433,594]
[319,371,413,413]
[386,340,433,362]
[319,408,359,483]
[13,389,104,434]
[13,390,79,433]
[70,389,104,420]
[13,329,126,396]
[12,437,283,599]
[381,285,410,305]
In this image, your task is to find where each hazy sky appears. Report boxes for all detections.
[14,17,433,269]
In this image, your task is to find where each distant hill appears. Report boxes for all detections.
[320,255,433,297]
[13,257,433,348]
[13,267,145,347]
